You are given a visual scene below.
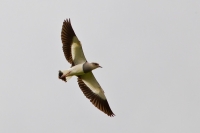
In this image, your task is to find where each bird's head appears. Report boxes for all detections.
[83,62,102,73]
[91,62,102,69]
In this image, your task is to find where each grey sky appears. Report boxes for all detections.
[0,0,200,133]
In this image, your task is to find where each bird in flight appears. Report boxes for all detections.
[58,19,115,117]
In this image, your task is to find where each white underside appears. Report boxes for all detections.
[71,37,87,65]
[62,63,85,81]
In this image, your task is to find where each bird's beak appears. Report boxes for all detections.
[99,66,102,68]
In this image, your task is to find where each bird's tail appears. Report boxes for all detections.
[58,70,72,82]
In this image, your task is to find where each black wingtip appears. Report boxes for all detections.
[64,18,71,23]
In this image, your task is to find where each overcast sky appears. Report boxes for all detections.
[0,0,200,133]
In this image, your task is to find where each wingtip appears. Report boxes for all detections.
[108,111,115,117]
[109,113,115,117]
[64,18,71,23]
[105,106,115,117]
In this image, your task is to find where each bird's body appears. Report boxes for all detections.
[62,63,85,77]
[60,62,101,79]
[58,19,115,117]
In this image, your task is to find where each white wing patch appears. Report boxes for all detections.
[80,72,106,100]
[71,36,87,65]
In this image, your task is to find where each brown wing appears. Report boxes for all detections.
[61,19,87,65]
[61,19,76,65]
[77,74,115,117]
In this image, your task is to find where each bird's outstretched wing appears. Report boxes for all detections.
[77,72,115,117]
[61,19,87,65]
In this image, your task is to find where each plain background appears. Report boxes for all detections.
[0,0,200,133]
